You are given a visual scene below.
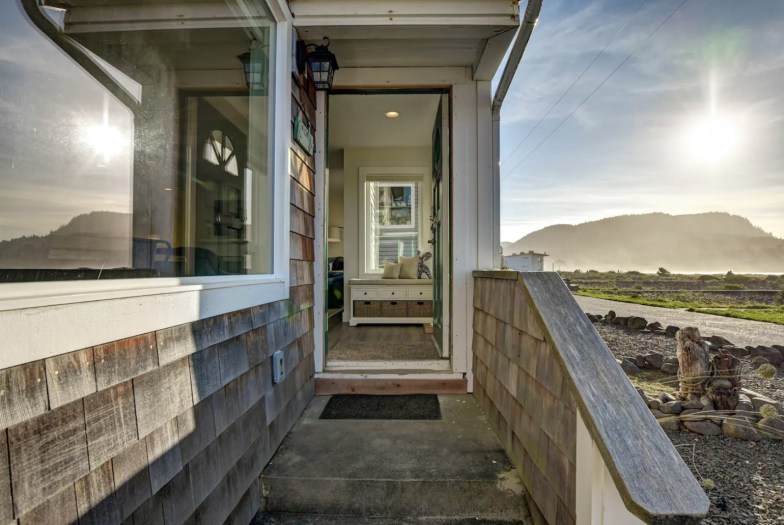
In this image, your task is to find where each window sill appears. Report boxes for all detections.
[0,276,288,369]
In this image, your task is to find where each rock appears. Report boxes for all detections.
[680,408,703,417]
[606,310,616,320]
[734,401,755,414]
[649,399,661,410]
[700,396,715,411]
[611,316,628,326]
[723,417,762,441]
[683,401,704,410]
[707,335,733,347]
[664,356,679,365]
[646,321,663,331]
[586,313,598,322]
[725,346,750,358]
[752,346,784,366]
[758,417,784,440]
[627,316,648,330]
[773,344,784,353]
[661,363,679,375]
[687,393,700,403]
[658,418,680,431]
[635,388,647,402]
[664,401,684,415]
[706,343,721,353]
[635,355,647,368]
[682,420,722,436]
[649,409,666,418]
[658,393,676,403]
[750,397,782,413]
[621,359,641,375]
[750,356,770,368]
[643,352,664,369]
[665,325,680,337]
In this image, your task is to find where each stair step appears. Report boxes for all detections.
[252,512,527,524]
[259,396,532,523]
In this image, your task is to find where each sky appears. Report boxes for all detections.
[499,0,784,243]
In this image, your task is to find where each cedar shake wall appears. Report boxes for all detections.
[0,71,318,525]
[472,275,577,525]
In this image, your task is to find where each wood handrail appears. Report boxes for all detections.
[474,270,710,524]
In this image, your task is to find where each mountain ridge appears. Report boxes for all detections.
[502,212,784,273]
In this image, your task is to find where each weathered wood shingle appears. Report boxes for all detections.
[45,347,97,409]
[133,358,192,438]
[0,360,48,430]
[84,380,138,469]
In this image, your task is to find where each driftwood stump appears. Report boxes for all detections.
[707,349,741,411]
[676,327,711,399]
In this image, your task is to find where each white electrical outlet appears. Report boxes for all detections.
[272,350,285,383]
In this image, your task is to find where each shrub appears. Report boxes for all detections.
[760,404,779,419]
[657,267,671,277]
[775,290,784,306]
[757,363,777,379]
[723,283,745,290]
[698,274,720,282]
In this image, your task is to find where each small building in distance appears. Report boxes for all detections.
[504,250,548,272]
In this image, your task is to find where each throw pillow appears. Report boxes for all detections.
[398,255,419,279]
[418,251,433,279]
[382,262,401,279]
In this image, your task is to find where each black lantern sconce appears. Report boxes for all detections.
[300,37,339,91]
[238,44,268,94]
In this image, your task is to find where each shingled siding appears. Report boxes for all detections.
[0,72,317,525]
[472,274,577,525]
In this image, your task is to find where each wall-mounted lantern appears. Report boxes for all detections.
[303,37,339,91]
[238,42,268,94]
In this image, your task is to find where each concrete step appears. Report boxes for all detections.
[252,512,528,524]
[259,396,532,522]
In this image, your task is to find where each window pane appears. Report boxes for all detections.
[366,182,420,272]
[0,1,275,282]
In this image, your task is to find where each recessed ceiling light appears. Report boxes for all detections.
[385,111,400,118]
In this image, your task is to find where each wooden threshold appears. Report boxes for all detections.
[315,375,467,395]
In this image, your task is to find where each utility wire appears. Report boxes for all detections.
[500,0,649,168]
[502,0,689,180]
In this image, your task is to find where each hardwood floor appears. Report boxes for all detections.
[327,323,440,361]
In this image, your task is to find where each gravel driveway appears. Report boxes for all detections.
[576,295,784,348]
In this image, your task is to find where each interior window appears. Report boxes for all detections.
[365,181,420,272]
[0,1,276,282]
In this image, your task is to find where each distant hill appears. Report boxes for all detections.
[502,212,784,273]
[0,211,132,269]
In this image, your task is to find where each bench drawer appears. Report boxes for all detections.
[407,287,432,300]
[353,287,379,300]
[379,288,405,299]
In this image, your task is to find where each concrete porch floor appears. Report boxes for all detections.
[254,395,532,524]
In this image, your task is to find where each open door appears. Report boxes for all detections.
[431,95,449,358]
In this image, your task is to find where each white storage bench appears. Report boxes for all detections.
[349,278,433,326]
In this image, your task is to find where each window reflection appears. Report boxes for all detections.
[0,0,275,282]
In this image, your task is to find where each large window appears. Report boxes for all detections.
[0,0,277,283]
[362,171,427,274]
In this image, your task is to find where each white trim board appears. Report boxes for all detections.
[326,359,451,372]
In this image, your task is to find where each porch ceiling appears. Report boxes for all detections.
[292,1,519,79]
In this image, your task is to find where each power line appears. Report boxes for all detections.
[502,0,689,181]
[500,0,649,168]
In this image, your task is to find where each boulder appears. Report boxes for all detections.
[680,408,703,417]
[586,313,598,322]
[606,310,616,320]
[621,359,641,375]
[752,346,784,366]
[750,397,782,413]
[758,417,784,440]
[664,401,684,415]
[665,325,680,337]
[649,399,661,410]
[773,344,784,352]
[700,396,715,411]
[723,417,762,441]
[627,316,648,330]
[643,352,664,369]
[658,418,681,431]
[682,401,704,410]
[649,409,666,418]
[611,316,628,326]
[707,335,734,347]
[734,401,755,414]
[682,420,722,436]
[646,321,663,331]
[725,346,750,358]
[750,356,770,368]
[658,392,676,403]
[661,363,679,375]
[635,355,647,368]
[664,356,679,365]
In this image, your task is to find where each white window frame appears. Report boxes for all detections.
[359,167,428,277]
[0,1,294,369]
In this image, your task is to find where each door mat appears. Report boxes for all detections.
[319,394,442,420]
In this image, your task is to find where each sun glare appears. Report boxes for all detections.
[83,124,126,162]
[681,114,744,165]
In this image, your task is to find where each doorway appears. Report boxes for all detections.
[321,90,451,371]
